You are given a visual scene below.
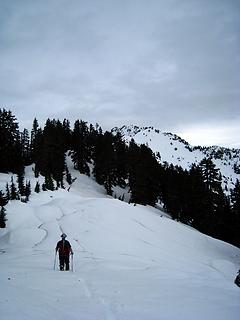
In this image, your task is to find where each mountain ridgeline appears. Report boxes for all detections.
[0,109,240,247]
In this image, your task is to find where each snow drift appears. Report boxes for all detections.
[0,168,240,320]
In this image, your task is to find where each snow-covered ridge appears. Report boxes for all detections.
[112,125,240,191]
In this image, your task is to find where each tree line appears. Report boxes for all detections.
[0,108,239,247]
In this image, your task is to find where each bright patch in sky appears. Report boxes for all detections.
[179,122,240,148]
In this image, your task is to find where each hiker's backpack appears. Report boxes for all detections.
[57,239,71,255]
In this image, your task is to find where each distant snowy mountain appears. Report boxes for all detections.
[0,158,240,320]
[112,125,240,192]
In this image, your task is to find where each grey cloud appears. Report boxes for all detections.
[0,0,239,146]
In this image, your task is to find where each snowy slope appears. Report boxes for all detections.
[0,165,240,320]
[112,125,240,192]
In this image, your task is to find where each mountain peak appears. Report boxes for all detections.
[112,125,240,192]
[112,125,161,137]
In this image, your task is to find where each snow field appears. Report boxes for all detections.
[0,172,240,320]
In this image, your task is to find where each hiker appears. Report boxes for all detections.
[55,233,73,271]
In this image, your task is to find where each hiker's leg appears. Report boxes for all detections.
[65,255,70,270]
[59,255,64,270]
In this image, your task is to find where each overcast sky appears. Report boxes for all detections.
[0,0,239,147]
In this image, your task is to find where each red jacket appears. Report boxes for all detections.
[56,240,72,256]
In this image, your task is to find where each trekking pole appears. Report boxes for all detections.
[71,253,74,272]
[53,251,57,270]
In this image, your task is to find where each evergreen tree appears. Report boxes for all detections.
[128,141,159,206]
[30,118,43,176]
[231,179,240,214]
[213,191,233,243]
[185,164,209,229]
[17,170,25,196]
[71,120,90,175]
[34,181,40,193]
[0,190,8,228]
[88,124,99,159]
[44,174,55,191]
[127,139,140,202]
[199,157,221,193]
[0,108,23,173]
[10,177,18,200]
[0,206,7,228]
[55,120,66,187]
[113,132,128,187]
[65,165,72,185]
[25,181,31,201]
[30,118,40,161]
[5,183,10,201]
[20,128,31,165]
[198,157,227,237]
[0,190,8,207]
[159,164,188,220]
[93,131,117,195]
[231,180,240,246]
[62,118,72,151]
[37,119,65,186]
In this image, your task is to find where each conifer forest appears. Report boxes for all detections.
[0,108,239,247]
